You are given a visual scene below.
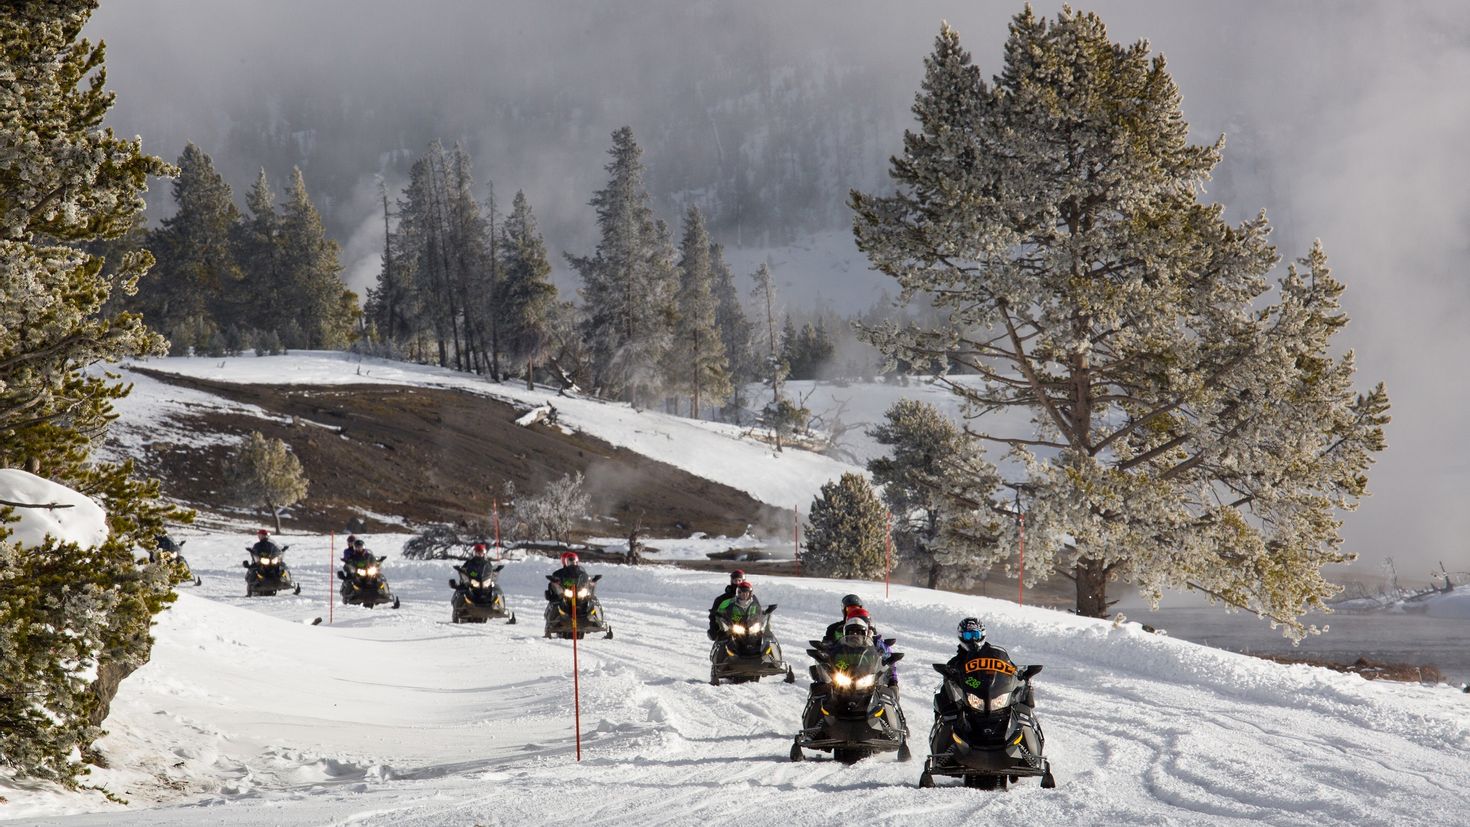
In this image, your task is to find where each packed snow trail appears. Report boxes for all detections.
[15,531,1470,826]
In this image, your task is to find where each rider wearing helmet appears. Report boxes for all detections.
[545,551,588,601]
[936,617,1020,716]
[461,542,496,582]
[250,529,279,559]
[707,569,746,640]
[713,580,763,633]
[822,594,899,685]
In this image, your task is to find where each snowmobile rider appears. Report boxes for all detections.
[935,617,1026,716]
[250,529,280,559]
[342,538,374,571]
[712,580,762,634]
[707,569,746,640]
[545,551,588,602]
[823,594,898,685]
[460,542,497,582]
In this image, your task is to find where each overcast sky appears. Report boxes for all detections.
[85,1,1470,581]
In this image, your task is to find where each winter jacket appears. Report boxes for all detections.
[250,539,281,559]
[545,564,589,601]
[823,616,898,683]
[714,597,763,626]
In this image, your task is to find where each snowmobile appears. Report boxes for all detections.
[338,554,401,609]
[791,639,909,764]
[242,543,299,597]
[709,604,796,685]
[153,536,201,586]
[543,571,612,639]
[919,654,1055,790]
[449,562,515,624]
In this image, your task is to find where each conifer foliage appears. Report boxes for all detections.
[802,472,888,580]
[1,0,190,783]
[232,431,309,534]
[852,11,1389,631]
[671,207,732,416]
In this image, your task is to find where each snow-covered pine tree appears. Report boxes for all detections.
[444,145,495,375]
[868,399,1004,589]
[803,472,888,580]
[671,207,731,417]
[851,11,1389,633]
[498,190,557,389]
[749,262,786,400]
[709,241,754,388]
[567,127,678,405]
[0,0,189,783]
[232,431,309,533]
[278,168,357,349]
[139,143,242,354]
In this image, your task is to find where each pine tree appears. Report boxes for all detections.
[709,241,753,387]
[567,127,678,404]
[498,191,557,388]
[141,143,242,353]
[851,12,1389,632]
[749,262,786,401]
[278,167,357,349]
[671,207,731,417]
[233,168,283,336]
[233,431,309,533]
[0,0,189,784]
[803,472,888,579]
[868,399,1003,589]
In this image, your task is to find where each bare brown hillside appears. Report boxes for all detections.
[126,369,789,539]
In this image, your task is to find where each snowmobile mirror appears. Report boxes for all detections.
[883,637,896,647]
[546,574,557,581]
[282,545,290,551]
[336,571,345,580]
[591,574,602,582]
[376,555,386,562]
[932,663,949,676]
[240,561,249,568]
[493,565,505,573]
[764,604,777,614]
[448,579,458,588]
[806,648,824,659]
[1022,664,1043,680]
[808,639,825,649]
[884,652,905,665]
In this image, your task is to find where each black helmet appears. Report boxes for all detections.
[841,593,863,609]
[957,617,986,644]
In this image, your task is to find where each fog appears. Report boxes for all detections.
[84,1,1470,579]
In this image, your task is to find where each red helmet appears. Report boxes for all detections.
[560,551,579,567]
[257,529,270,538]
[729,569,745,581]
[472,543,488,555]
[736,580,753,592]
[846,606,871,620]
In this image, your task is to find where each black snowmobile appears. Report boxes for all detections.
[243,544,299,596]
[920,653,1055,790]
[154,535,201,586]
[709,604,795,685]
[543,571,612,639]
[339,555,401,609]
[791,639,909,764]
[449,562,515,624]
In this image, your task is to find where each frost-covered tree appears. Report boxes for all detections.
[803,472,888,580]
[140,143,242,353]
[709,241,754,387]
[749,262,787,402]
[852,12,1389,632]
[671,207,731,416]
[510,471,590,544]
[567,127,678,404]
[868,399,1003,589]
[278,168,357,349]
[498,190,557,388]
[0,0,188,783]
[232,432,308,533]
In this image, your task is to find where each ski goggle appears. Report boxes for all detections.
[959,628,984,642]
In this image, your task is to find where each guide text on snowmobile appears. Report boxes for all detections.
[920,654,1055,790]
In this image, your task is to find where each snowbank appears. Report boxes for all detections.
[0,469,108,549]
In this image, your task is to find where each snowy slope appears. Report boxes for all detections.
[113,353,858,511]
[9,529,1469,825]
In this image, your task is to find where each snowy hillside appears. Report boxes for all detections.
[8,529,1469,825]
[109,353,859,512]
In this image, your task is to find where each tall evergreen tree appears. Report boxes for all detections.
[567,126,678,404]
[709,241,753,388]
[672,207,731,416]
[803,473,888,579]
[141,143,242,353]
[278,167,357,349]
[749,262,786,405]
[851,13,1389,632]
[498,191,557,388]
[0,0,189,783]
[234,167,283,334]
[444,145,495,375]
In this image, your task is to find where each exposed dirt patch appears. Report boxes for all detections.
[126,369,789,539]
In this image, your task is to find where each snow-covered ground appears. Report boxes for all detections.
[113,353,859,511]
[7,528,1469,825]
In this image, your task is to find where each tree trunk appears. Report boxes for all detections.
[269,500,282,534]
[925,560,940,590]
[1075,557,1109,617]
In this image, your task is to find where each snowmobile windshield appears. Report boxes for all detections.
[559,572,594,601]
[827,645,883,691]
[955,656,1021,712]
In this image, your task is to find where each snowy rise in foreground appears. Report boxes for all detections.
[11,531,1469,826]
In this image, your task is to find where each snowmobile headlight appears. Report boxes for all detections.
[563,588,575,598]
[747,622,762,634]
[832,672,853,688]
[470,578,483,588]
[990,692,1013,711]
[577,588,590,598]
[966,692,985,710]
[365,565,379,577]
[730,623,747,635]
[855,674,876,689]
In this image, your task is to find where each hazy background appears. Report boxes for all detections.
[84,0,1470,580]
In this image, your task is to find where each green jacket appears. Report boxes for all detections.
[715,597,763,625]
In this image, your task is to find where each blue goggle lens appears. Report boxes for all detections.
[960,629,983,641]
